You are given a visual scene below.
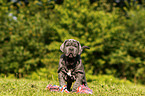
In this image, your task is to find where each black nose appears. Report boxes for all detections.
[69,48,74,51]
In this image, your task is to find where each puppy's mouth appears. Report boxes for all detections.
[68,53,73,58]
[65,53,74,58]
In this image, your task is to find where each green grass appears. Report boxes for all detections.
[0,78,145,96]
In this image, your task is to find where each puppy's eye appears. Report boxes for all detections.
[66,44,69,47]
[74,44,77,47]
[66,43,70,47]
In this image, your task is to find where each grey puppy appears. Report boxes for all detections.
[58,39,89,92]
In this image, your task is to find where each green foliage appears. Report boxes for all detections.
[25,68,58,81]
[0,0,144,84]
[87,74,132,85]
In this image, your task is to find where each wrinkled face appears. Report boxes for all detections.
[64,40,79,58]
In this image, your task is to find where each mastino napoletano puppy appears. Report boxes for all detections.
[58,39,90,92]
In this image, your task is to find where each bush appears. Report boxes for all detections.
[0,0,144,84]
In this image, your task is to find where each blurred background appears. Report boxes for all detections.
[0,0,144,84]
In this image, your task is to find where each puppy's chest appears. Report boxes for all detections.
[66,64,76,75]
[65,60,78,69]
[66,62,76,70]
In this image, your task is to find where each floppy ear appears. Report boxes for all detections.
[77,41,82,55]
[60,40,67,52]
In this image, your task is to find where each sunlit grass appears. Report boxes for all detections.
[0,78,144,96]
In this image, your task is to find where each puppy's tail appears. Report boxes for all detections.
[82,46,90,49]
[80,46,90,55]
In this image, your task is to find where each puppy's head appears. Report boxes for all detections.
[60,39,82,58]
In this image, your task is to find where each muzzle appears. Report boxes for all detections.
[64,46,78,58]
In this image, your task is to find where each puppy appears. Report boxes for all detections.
[58,39,89,92]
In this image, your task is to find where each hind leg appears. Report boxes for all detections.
[82,73,88,87]
[58,72,66,87]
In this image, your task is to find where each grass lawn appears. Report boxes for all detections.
[0,78,145,96]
